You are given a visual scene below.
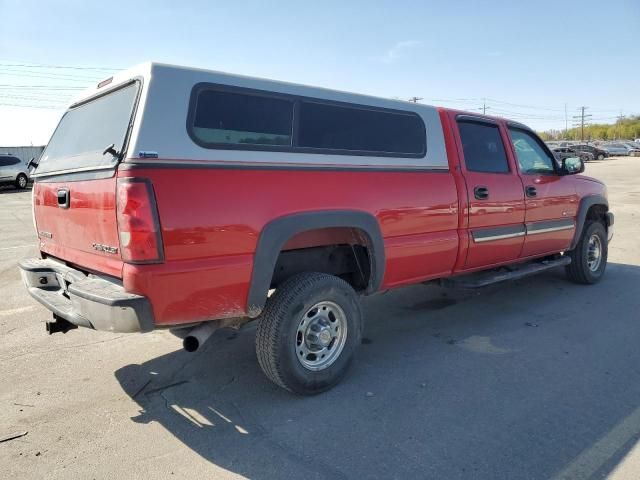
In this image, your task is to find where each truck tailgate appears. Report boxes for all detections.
[33,177,123,278]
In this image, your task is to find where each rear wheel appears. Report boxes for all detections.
[255,272,362,395]
[565,220,608,284]
[597,154,605,160]
[15,174,27,189]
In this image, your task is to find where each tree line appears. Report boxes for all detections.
[538,116,640,141]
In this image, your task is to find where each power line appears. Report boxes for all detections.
[486,107,565,120]
[0,72,98,83]
[414,96,637,121]
[0,69,103,82]
[0,94,70,103]
[0,83,83,90]
[485,97,565,112]
[0,62,121,71]
[0,102,63,109]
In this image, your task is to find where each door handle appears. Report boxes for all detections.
[525,186,537,198]
[57,188,70,208]
[474,186,489,200]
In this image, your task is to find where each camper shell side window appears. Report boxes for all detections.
[187,83,427,158]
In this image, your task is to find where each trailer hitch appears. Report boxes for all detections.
[46,315,78,335]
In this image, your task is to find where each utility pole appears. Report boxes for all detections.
[564,103,568,139]
[616,111,624,140]
[478,98,490,115]
[571,106,592,142]
[408,96,423,103]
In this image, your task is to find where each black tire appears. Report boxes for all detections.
[15,173,28,189]
[565,220,608,284]
[597,154,605,160]
[255,272,362,395]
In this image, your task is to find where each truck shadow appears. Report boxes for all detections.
[115,262,640,479]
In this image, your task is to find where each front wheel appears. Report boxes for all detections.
[255,272,362,395]
[598,154,605,160]
[565,220,608,284]
[15,173,28,189]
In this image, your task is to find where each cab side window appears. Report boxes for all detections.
[457,121,509,173]
[509,129,556,175]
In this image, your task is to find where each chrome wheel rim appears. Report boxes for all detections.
[295,301,348,371]
[18,176,26,188]
[587,234,603,272]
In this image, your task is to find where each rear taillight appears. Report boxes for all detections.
[116,178,164,263]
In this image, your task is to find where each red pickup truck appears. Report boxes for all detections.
[21,63,613,394]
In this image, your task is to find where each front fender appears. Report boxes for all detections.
[569,195,609,250]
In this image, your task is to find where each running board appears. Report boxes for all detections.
[440,256,571,289]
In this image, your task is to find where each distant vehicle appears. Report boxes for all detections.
[571,144,609,160]
[601,143,632,156]
[622,143,640,156]
[545,141,572,148]
[552,147,594,162]
[0,154,29,189]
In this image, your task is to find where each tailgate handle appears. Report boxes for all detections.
[57,189,70,209]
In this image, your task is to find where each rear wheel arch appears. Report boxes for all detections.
[246,210,385,318]
[569,195,609,251]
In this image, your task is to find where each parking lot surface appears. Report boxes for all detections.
[1,158,640,479]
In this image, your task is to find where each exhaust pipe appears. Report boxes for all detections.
[183,322,220,353]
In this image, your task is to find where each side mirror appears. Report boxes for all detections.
[562,156,584,175]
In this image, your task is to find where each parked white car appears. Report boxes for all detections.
[0,154,30,189]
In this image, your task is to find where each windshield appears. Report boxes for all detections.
[36,82,139,176]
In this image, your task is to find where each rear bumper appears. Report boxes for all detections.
[19,257,155,333]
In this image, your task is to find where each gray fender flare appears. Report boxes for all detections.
[569,195,609,250]
[246,210,385,317]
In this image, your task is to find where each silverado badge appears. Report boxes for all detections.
[92,243,119,254]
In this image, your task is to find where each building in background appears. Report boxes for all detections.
[0,146,45,165]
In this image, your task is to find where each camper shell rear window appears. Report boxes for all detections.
[35,81,140,176]
[187,83,426,158]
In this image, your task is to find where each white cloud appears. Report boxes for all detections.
[379,40,422,64]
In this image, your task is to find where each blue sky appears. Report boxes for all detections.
[1,0,639,145]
